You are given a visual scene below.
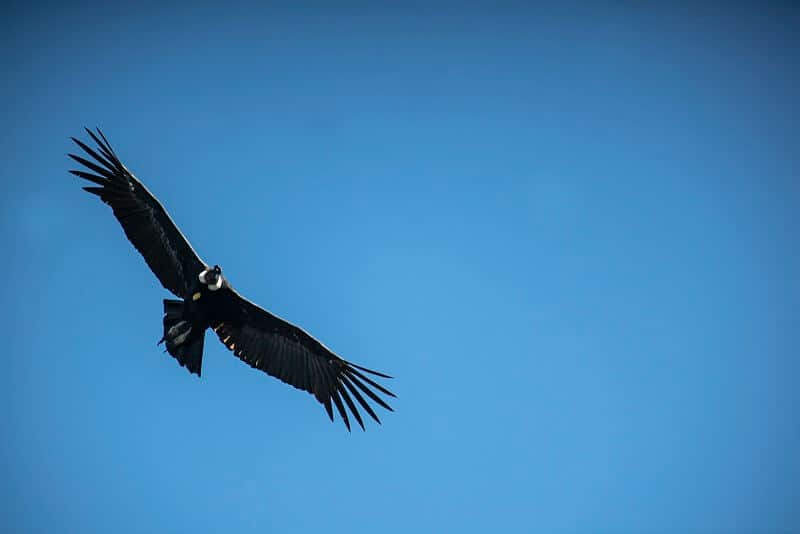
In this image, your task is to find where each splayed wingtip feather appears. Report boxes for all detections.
[340,374,383,424]
[337,384,365,431]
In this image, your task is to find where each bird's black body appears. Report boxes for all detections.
[160,267,239,374]
[68,128,394,430]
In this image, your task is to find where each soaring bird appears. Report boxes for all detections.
[68,128,394,431]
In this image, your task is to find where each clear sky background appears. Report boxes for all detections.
[2,2,798,533]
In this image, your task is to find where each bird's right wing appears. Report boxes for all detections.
[68,128,206,299]
[212,288,396,431]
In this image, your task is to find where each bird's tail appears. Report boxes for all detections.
[158,299,204,376]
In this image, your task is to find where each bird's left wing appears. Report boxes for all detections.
[213,289,396,431]
[68,128,206,298]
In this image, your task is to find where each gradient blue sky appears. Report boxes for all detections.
[2,2,798,533]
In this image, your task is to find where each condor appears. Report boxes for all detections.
[68,128,394,431]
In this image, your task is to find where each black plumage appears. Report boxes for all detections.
[69,128,394,430]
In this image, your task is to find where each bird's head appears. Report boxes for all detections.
[198,265,224,291]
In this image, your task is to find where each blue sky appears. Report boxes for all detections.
[2,2,798,532]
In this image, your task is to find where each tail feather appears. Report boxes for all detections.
[161,299,204,376]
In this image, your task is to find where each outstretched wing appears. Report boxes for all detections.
[68,128,206,299]
[213,289,395,431]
